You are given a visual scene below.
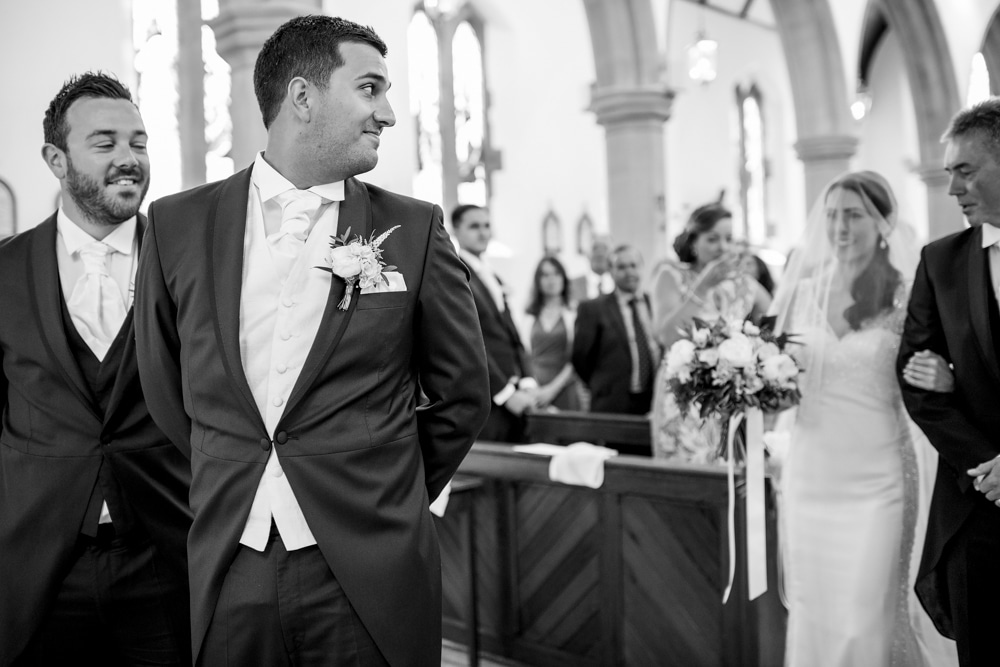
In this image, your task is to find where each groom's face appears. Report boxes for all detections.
[945,131,1000,228]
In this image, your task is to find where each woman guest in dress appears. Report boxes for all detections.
[772,170,957,667]
[524,257,582,411]
[649,203,770,462]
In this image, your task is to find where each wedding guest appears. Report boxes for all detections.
[570,234,615,302]
[899,97,1000,666]
[134,17,490,665]
[649,203,769,462]
[573,245,660,415]
[0,72,191,665]
[524,256,581,411]
[452,203,536,442]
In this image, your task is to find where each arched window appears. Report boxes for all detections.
[541,209,562,257]
[407,3,494,217]
[736,84,768,245]
[0,178,15,238]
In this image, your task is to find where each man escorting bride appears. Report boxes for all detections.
[773,169,958,666]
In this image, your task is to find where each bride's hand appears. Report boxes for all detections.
[902,350,954,392]
[693,254,740,296]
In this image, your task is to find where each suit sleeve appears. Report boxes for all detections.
[415,206,491,500]
[134,204,192,459]
[897,249,997,491]
[572,300,599,385]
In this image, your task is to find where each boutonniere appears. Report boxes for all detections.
[316,225,400,310]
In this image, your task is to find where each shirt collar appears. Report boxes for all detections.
[57,208,136,256]
[615,289,644,307]
[982,223,1000,248]
[460,248,488,273]
[252,152,345,203]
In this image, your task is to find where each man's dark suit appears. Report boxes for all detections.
[462,265,531,442]
[0,215,191,664]
[573,291,654,414]
[134,168,490,666]
[898,225,1000,663]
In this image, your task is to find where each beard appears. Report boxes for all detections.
[65,156,150,226]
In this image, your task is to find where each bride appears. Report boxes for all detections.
[772,171,957,666]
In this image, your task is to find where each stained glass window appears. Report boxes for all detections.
[737,84,767,244]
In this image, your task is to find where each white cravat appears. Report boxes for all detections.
[461,249,507,313]
[68,241,126,361]
[268,189,324,282]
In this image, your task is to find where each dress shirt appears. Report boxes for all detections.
[238,152,345,551]
[56,210,138,525]
[982,223,1000,307]
[460,249,507,314]
[586,270,616,299]
[614,290,659,393]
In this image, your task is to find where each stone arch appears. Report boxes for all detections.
[981,5,1000,95]
[879,0,962,236]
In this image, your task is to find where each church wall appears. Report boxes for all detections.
[0,0,135,232]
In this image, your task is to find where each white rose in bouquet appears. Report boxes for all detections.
[692,328,710,347]
[698,348,719,367]
[742,322,760,337]
[743,373,765,394]
[718,334,755,368]
[756,341,780,362]
[761,353,799,384]
[665,339,697,380]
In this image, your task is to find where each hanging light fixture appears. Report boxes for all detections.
[687,32,718,84]
[850,80,872,121]
[422,0,463,20]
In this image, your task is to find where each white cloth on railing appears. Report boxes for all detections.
[513,442,617,488]
[429,481,452,517]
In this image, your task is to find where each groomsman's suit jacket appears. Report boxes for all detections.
[134,168,491,666]
[898,225,1000,638]
[573,291,652,413]
[463,268,530,398]
[0,214,192,664]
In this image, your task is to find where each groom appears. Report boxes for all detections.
[898,98,1000,666]
[134,15,490,666]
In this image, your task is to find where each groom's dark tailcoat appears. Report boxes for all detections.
[898,225,1000,648]
[134,167,491,666]
[0,215,192,664]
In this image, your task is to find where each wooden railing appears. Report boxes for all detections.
[435,443,786,667]
[524,410,652,457]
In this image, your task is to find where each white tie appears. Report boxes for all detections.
[269,189,324,281]
[68,241,126,361]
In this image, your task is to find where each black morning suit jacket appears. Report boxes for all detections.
[0,214,192,664]
[134,168,490,666]
[897,225,1000,638]
[462,266,530,398]
[572,291,652,412]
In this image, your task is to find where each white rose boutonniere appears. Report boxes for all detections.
[316,225,400,310]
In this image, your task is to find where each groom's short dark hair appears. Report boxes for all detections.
[943,97,1000,158]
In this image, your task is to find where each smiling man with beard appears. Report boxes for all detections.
[0,72,192,665]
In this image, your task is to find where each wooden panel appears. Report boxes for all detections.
[622,496,724,666]
[524,411,652,457]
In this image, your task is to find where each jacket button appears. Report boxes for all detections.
[259,438,271,452]
[275,431,288,445]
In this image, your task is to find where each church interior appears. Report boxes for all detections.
[2,0,997,665]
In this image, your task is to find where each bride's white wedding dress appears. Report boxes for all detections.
[782,315,956,667]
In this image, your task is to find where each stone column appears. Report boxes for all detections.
[917,163,963,240]
[590,84,674,263]
[210,1,320,170]
[177,0,207,188]
[793,135,859,212]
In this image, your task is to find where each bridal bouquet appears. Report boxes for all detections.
[664,316,802,454]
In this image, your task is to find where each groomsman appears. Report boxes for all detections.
[452,203,537,442]
[135,16,490,666]
[0,73,191,665]
[899,97,1000,666]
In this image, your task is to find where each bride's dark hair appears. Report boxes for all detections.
[828,172,902,330]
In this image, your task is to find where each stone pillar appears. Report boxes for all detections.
[590,84,674,263]
[210,1,320,170]
[793,135,859,212]
[177,0,207,188]
[917,163,963,240]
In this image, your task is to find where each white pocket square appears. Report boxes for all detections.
[360,271,407,294]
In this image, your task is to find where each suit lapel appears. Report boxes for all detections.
[968,230,1000,383]
[210,168,268,431]
[606,293,629,343]
[27,215,102,422]
[281,178,370,420]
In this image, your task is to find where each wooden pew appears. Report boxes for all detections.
[524,410,652,457]
[436,443,786,667]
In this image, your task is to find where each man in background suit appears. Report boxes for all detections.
[898,97,1000,666]
[135,17,490,666]
[573,245,660,414]
[452,204,537,442]
[0,73,191,665]
[570,234,615,302]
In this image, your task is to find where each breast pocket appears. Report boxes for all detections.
[356,291,409,311]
